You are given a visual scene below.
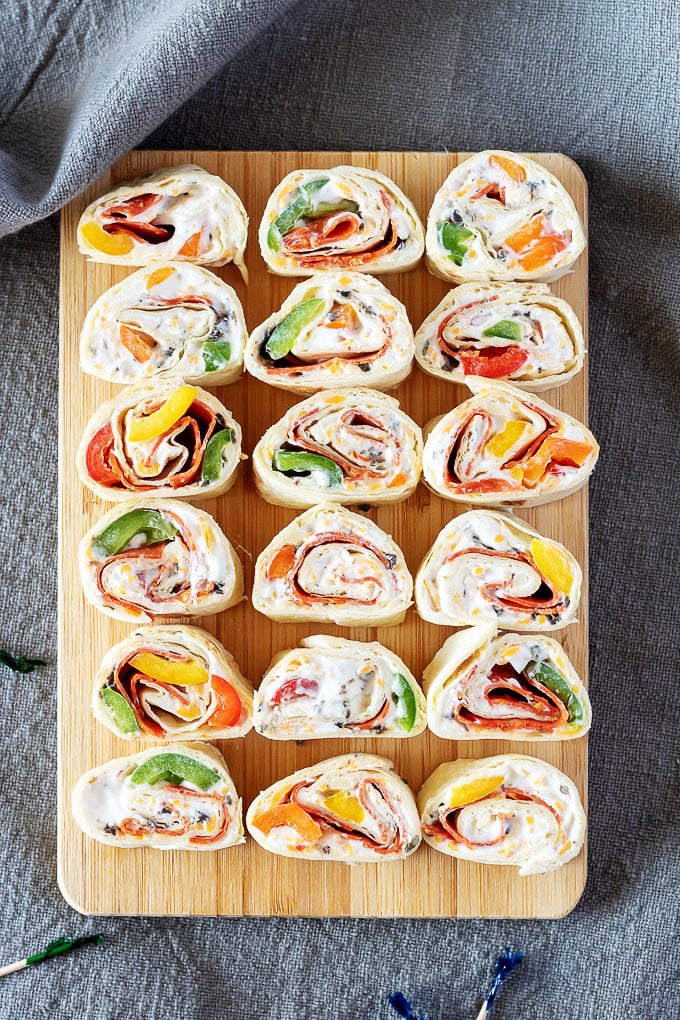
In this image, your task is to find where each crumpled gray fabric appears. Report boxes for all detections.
[0,1,678,1018]
[0,0,295,234]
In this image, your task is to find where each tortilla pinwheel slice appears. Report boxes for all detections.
[426,151,586,284]
[245,272,414,392]
[260,166,424,276]
[77,378,243,501]
[418,754,586,875]
[72,743,244,850]
[247,753,421,862]
[80,263,246,385]
[79,498,244,623]
[93,625,253,741]
[252,504,412,627]
[424,624,591,740]
[415,509,581,631]
[77,165,248,278]
[254,635,426,739]
[422,377,598,507]
[414,282,584,390]
[252,388,423,508]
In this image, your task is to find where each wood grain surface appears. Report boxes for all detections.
[58,150,589,917]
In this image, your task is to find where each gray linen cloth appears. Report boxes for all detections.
[0,1,678,1018]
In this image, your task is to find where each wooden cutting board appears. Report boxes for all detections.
[58,150,588,917]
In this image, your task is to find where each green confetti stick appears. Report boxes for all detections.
[0,934,103,978]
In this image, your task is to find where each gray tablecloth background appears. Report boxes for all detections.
[0,1,677,1017]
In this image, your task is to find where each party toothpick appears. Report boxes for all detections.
[0,934,103,978]
[0,649,47,674]
[388,992,427,1019]
[475,947,523,1019]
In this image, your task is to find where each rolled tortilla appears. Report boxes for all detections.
[254,635,426,739]
[414,282,584,390]
[72,742,244,850]
[80,263,246,386]
[79,497,244,623]
[252,503,412,627]
[246,753,421,862]
[252,388,422,507]
[260,166,424,276]
[426,151,586,283]
[245,272,414,392]
[424,624,591,740]
[415,508,581,631]
[422,377,599,507]
[418,754,586,875]
[77,378,244,501]
[78,165,248,278]
[92,625,253,741]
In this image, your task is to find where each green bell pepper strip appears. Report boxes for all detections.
[201,340,232,372]
[482,319,523,343]
[392,673,418,732]
[100,688,140,734]
[529,661,583,724]
[267,177,330,251]
[265,298,326,360]
[272,449,343,486]
[201,428,233,483]
[304,198,360,220]
[130,752,220,791]
[439,221,475,266]
[93,509,178,556]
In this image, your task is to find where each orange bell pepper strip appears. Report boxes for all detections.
[119,324,155,362]
[489,154,526,183]
[504,214,546,253]
[267,543,297,579]
[325,302,361,330]
[518,234,568,272]
[521,437,592,486]
[253,802,322,842]
[177,230,203,258]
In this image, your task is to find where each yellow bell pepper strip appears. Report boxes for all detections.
[264,298,326,360]
[93,508,178,556]
[530,539,573,593]
[127,385,198,442]
[100,688,140,733]
[128,651,209,686]
[130,752,220,791]
[448,776,505,810]
[324,791,365,823]
[486,420,529,459]
[201,428,233,483]
[253,802,323,841]
[80,221,134,256]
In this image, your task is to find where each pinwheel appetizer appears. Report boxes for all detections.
[254,635,426,739]
[78,165,248,278]
[80,263,246,385]
[414,282,584,390]
[72,743,244,850]
[246,753,421,862]
[418,754,586,875]
[426,151,585,283]
[252,504,412,626]
[245,272,414,392]
[92,625,253,741]
[252,388,422,507]
[422,378,598,507]
[79,498,244,623]
[260,166,424,275]
[415,509,581,630]
[77,379,243,501]
[423,624,591,740]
